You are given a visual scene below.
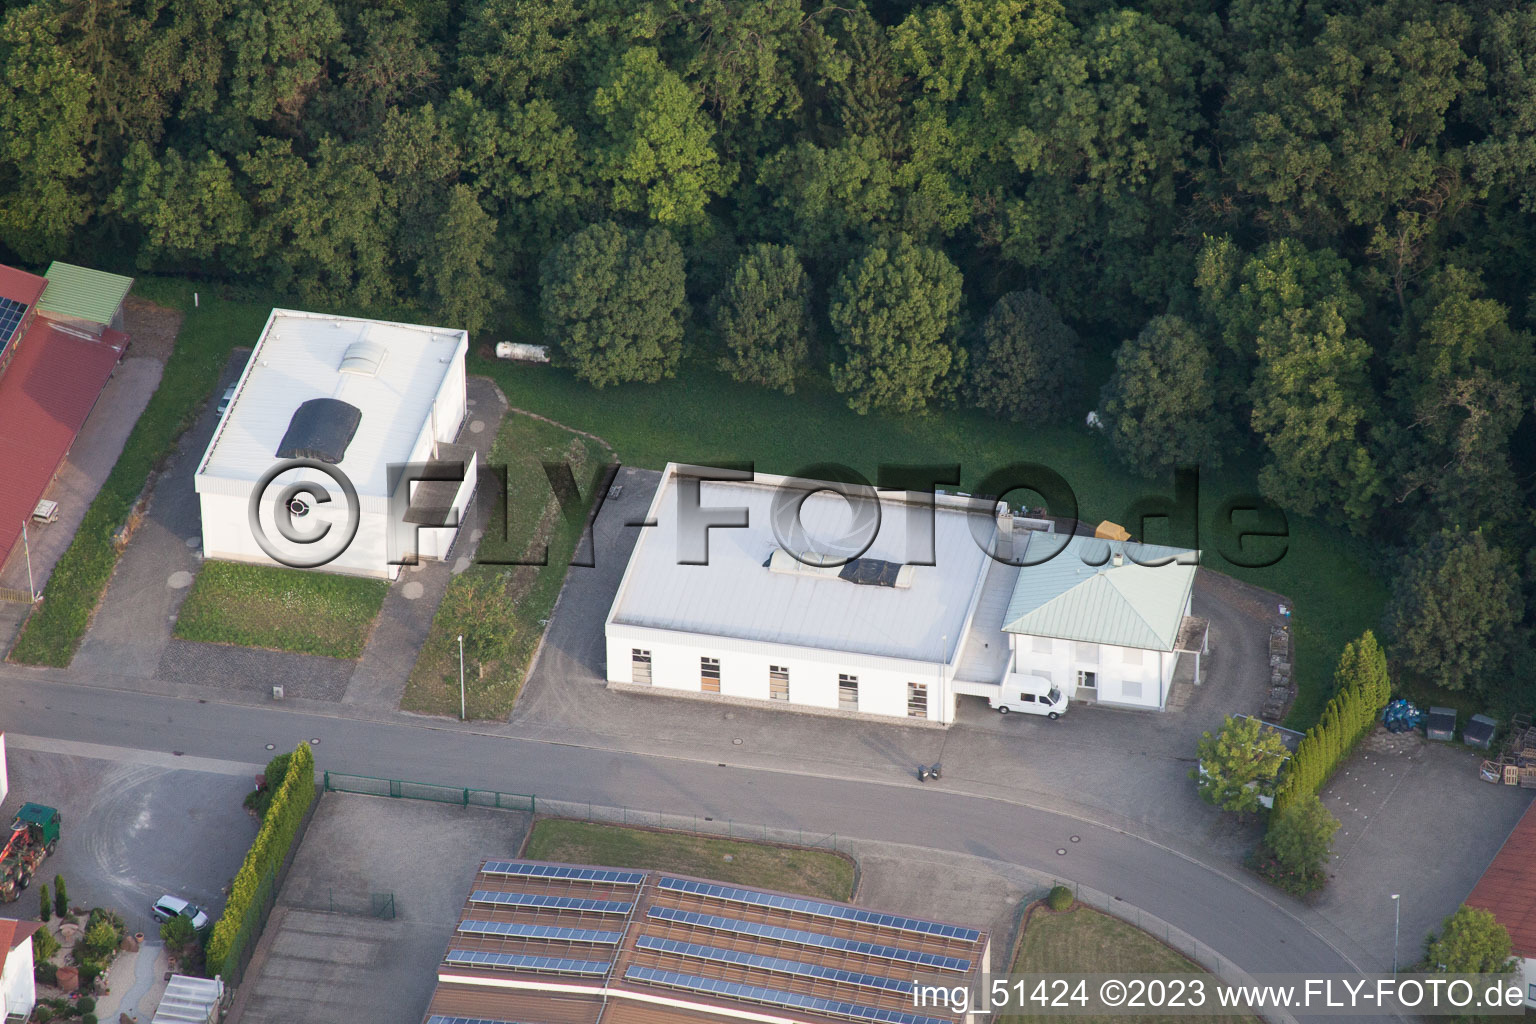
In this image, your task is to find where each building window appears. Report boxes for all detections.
[1074,642,1098,664]
[838,674,859,711]
[1032,635,1053,654]
[1076,670,1097,689]
[907,682,928,719]
[1123,647,1144,666]
[1122,678,1143,701]
[631,649,652,684]
[700,657,721,693]
[769,665,789,702]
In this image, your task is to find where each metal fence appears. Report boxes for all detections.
[322,771,535,812]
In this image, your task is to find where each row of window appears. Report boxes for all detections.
[631,651,928,718]
[1029,636,1146,665]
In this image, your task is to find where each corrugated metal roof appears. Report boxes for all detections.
[195,309,467,498]
[607,472,990,664]
[38,261,133,325]
[152,974,223,1023]
[1001,534,1197,650]
[0,320,126,569]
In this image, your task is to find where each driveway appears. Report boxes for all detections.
[0,735,256,937]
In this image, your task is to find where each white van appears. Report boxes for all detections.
[989,677,1068,719]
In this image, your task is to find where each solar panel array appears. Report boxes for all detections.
[458,920,624,945]
[657,877,981,942]
[634,935,913,994]
[625,965,953,1024]
[468,890,634,916]
[0,296,25,353]
[646,906,971,973]
[482,861,644,886]
[444,950,612,977]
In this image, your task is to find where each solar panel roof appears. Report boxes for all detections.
[646,906,971,973]
[0,296,25,354]
[634,935,913,994]
[458,920,624,945]
[625,965,953,1024]
[445,950,612,977]
[468,891,634,915]
[657,877,982,942]
[482,862,645,886]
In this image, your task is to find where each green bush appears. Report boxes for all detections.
[83,1014,98,1024]
[39,882,50,923]
[53,876,67,919]
[34,960,57,987]
[77,996,96,1013]
[206,742,315,974]
[33,927,60,962]
[243,751,293,819]
[1046,885,1073,911]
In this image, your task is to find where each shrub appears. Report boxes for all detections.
[1046,885,1073,911]
[77,917,120,963]
[84,1014,98,1024]
[33,926,60,962]
[77,996,96,1013]
[75,960,100,990]
[1250,793,1339,895]
[243,751,293,819]
[40,882,50,923]
[53,876,67,919]
[34,960,58,987]
[207,742,315,974]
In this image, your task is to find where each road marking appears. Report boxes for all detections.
[5,733,261,777]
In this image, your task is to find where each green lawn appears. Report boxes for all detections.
[522,819,855,900]
[400,412,610,718]
[173,561,388,658]
[1007,905,1259,1024]
[474,353,1387,729]
[9,280,273,666]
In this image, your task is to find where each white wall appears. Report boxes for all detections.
[0,925,35,1019]
[607,626,954,723]
[1006,634,1176,710]
[199,491,398,580]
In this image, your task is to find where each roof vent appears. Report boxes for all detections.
[767,549,842,578]
[339,337,386,376]
[838,557,912,589]
[1112,551,1125,568]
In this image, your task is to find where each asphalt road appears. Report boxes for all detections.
[0,671,1360,981]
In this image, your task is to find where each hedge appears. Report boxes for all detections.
[206,742,315,974]
[1272,631,1391,813]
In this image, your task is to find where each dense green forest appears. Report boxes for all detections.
[0,0,1531,700]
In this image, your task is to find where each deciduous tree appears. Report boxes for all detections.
[1421,906,1516,974]
[711,244,811,394]
[1262,793,1339,894]
[1193,715,1289,814]
[829,236,963,415]
[968,291,1082,423]
[539,221,687,387]
[1100,315,1228,476]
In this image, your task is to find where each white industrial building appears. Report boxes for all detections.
[604,465,1207,724]
[194,309,475,579]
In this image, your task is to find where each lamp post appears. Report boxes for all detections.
[1391,894,1401,975]
[457,634,466,721]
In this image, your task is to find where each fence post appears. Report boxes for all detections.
[531,793,536,814]
[463,788,470,808]
[323,770,330,791]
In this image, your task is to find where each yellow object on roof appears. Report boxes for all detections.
[1095,520,1132,541]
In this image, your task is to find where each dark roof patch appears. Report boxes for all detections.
[275,397,362,465]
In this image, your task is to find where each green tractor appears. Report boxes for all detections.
[0,803,61,902]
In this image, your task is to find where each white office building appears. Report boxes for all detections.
[194,309,475,579]
[604,465,1207,724]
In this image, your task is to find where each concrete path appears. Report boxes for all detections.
[341,379,508,711]
[97,940,169,1023]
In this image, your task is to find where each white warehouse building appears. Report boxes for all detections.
[604,465,1207,724]
[194,308,475,579]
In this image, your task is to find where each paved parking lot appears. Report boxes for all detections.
[1317,730,1532,970]
[0,738,257,936]
[230,793,531,1024]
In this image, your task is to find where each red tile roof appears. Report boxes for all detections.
[1466,798,1536,956]
[0,319,126,569]
[0,918,39,978]
[0,265,46,308]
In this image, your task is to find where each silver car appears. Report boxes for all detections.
[151,894,209,931]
